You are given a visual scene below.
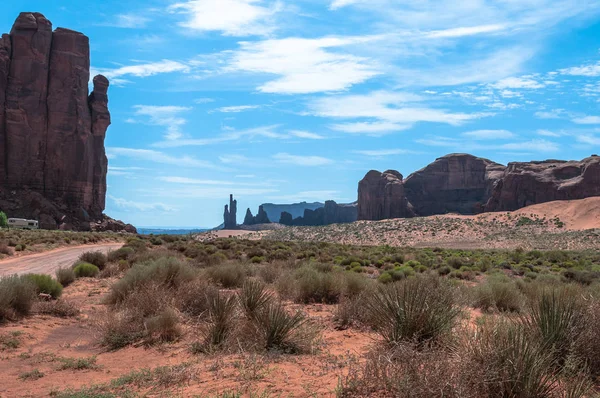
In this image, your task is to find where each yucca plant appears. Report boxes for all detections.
[238,279,273,319]
[202,291,237,349]
[522,287,583,364]
[364,275,459,345]
[254,302,307,351]
[468,320,559,398]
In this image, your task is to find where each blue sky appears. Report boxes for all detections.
[3,1,600,228]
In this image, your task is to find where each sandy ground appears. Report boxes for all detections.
[0,243,123,277]
[0,278,375,397]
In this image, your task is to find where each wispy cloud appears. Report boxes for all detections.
[213,105,261,113]
[329,122,411,135]
[576,135,600,145]
[273,153,334,166]
[560,61,600,77]
[288,130,325,140]
[266,190,344,202]
[491,77,544,90]
[131,105,192,140]
[168,0,282,36]
[107,13,151,28]
[461,129,516,140]
[107,147,220,169]
[109,195,177,212]
[416,137,559,153]
[93,60,190,85]
[573,116,600,125]
[353,149,417,157]
[153,125,283,147]
[534,109,567,119]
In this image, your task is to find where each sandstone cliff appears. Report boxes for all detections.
[243,205,271,226]
[358,153,600,221]
[0,12,134,232]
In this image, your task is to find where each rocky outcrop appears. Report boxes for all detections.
[358,153,600,221]
[280,201,358,226]
[261,202,324,221]
[0,12,132,232]
[485,156,600,212]
[243,205,271,226]
[223,194,238,229]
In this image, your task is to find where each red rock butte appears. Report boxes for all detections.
[0,12,134,232]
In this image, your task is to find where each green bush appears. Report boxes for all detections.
[73,262,100,278]
[108,247,135,262]
[207,263,247,288]
[473,275,523,313]
[238,279,273,319]
[365,275,459,345]
[79,251,107,270]
[0,275,36,320]
[56,268,76,287]
[294,266,343,304]
[253,302,308,352]
[198,291,237,351]
[23,274,62,299]
[0,211,7,228]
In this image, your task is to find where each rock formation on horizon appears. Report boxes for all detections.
[280,200,358,226]
[243,205,271,226]
[358,153,600,221]
[223,194,238,229]
[0,12,134,232]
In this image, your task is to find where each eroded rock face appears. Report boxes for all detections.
[0,12,132,232]
[223,194,238,229]
[243,205,271,225]
[358,153,600,221]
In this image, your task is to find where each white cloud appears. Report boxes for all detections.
[353,149,416,156]
[273,153,334,166]
[93,60,190,85]
[491,77,544,89]
[560,61,600,77]
[461,129,516,140]
[109,195,177,212]
[288,130,325,140]
[222,36,381,94]
[213,105,260,113]
[329,0,361,10]
[500,139,559,153]
[573,116,600,125]
[156,176,273,187]
[132,105,192,140]
[168,0,282,36]
[107,147,219,169]
[416,137,559,152]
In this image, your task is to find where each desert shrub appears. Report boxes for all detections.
[15,244,25,252]
[34,299,79,318]
[365,275,459,345]
[107,257,195,305]
[145,308,181,344]
[238,279,273,319]
[107,246,135,262]
[473,275,523,313]
[250,256,264,264]
[57,356,98,371]
[73,262,99,278]
[0,275,36,320]
[177,279,217,317]
[23,274,62,299]
[0,243,12,255]
[294,266,343,304]
[251,302,311,353]
[342,271,370,298]
[198,292,237,351]
[56,268,76,287]
[79,251,108,270]
[98,310,146,350]
[206,263,247,288]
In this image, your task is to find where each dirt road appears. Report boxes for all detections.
[0,243,123,277]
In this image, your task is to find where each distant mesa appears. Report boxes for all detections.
[243,205,271,226]
[0,12,134,232]
[279,201,357,226]
[358,153,600,221]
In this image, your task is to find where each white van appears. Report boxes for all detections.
[8,218,39,230]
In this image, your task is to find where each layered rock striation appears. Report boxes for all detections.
[0,12,133,232]
[358,153,600,221]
